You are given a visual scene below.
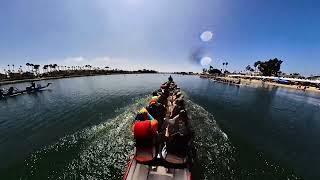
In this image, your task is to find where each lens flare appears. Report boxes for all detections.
[200,57,212,66]
[200,31,213,42]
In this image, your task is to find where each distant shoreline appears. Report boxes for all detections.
[200,75,320,94]
[0,73,164,86]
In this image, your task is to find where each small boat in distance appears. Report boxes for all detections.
[0,82,52,98]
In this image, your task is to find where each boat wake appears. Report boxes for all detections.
[13,95,234,180]
[185,99,235,180]
[17,96,148,180]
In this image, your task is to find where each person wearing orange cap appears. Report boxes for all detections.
[149,96,159,105]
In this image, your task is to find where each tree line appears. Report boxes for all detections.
[246,58,283,76]
[201,58,285,77]
[0,63,157,81]
[202,62,229,75]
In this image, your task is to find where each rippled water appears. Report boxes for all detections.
[1,74,320,179]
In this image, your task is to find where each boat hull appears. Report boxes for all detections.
[0,83,51,98]
[124,157,192,180]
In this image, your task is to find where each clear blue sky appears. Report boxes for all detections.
[0,0,319,75]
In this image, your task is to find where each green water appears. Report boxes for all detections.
[1,74,319,179]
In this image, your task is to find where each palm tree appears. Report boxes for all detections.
[209,65,213,71]
[225,62,228,71]
[12,64,15,72]
[43,65,48,73]
[26,63,30,72]
[33,64,40,75]
[7,64,10,71]
[222,62,225,72]
[48,64,53,72]
[254,61,261,72]
[52,64,58,71]
[246,65,254,72]
[30,64,34,72]
[202,68,207,73]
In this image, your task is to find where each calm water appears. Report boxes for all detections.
[0,74,320,179]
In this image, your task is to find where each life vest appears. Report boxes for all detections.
[133,120,151,139]
[133,119,158,139]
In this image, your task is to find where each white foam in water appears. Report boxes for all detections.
[222,132,228,141]
[184,99,236,179]
[21,95,235,180]
[22,96,148,180]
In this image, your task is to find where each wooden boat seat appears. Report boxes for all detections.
[164,153,186,165]
[135,146,156,163]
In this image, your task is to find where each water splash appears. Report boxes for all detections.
[17,96,148,180]
[11,96,235,180]
[185,99,236,180]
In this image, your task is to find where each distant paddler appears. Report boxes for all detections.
[25,81,35,92]
[7,86,19,95]
[31,81,36,89]
[0,85,3,97]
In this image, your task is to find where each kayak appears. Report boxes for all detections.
[124,80,193,180]
[0,83,51,98]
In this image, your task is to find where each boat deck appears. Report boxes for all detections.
[125,158,190,180]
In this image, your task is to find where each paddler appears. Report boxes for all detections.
[133,108,159,146]
[0,84,3,96]
[168,75,173,82]
[7,87,14,95]
[135,107,155,121]
[146,97,166,127]
[170,98,185,118]
[152,90,159,96]
[162,110,192,158]
[31,81,35,88]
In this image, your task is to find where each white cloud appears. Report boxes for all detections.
[61,56,112,67]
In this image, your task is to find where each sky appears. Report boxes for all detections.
[0,0,319,75]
